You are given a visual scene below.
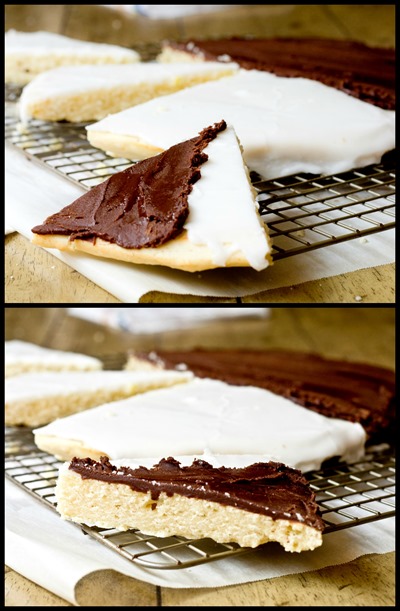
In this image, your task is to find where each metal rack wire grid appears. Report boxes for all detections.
[5,425,395,571]
[5,85,395,261]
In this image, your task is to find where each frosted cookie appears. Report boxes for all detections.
[5,29,140,85]
[126,349,396,441]
[33,377,366,471]
[5,339,102,378]
[86,69,395,179]
[31,121,272,273]
[5,368,192,427]
[55,456,324,551]
[18,61,238,123]
[159,37,395,110]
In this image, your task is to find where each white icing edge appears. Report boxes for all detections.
[35,377,367,473]
[5,340,102,369]
[5,369,193,402]
[5,29,140,59]
[185,125,271,270]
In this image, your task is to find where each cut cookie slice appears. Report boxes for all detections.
[31,121,272,272]
[86,69,395,179]
[158,37,395,110]
[33,377,366,471]
[125,349,396,441]
[5,339,102,378]
[5,29,140,85]
[5,368,192,427]
[55,455,325,551]
[18,61,238,123]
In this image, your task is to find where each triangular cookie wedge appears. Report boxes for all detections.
[56,455,325,551]
[19,62,238,123]
[33,377,366,470]
[31,120,273,272]
[5,29,140,85]
[5,368,192,427]
[86,69,395,179]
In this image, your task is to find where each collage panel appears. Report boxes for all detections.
[5,305,395,605]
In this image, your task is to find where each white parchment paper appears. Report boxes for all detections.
[5,143,395,303]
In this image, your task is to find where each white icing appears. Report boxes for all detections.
[5,29,139,60]
[87,69,395,179]
[36,377,367,472]
[185,125,271,270]
[18,62,238,122]
[5,340,102,371]
[6,369,193,402]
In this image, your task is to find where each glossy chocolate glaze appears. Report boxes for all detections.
[166,38,395,110]
[69,455,325,531]
[136,349,395,439]
[32,121,226,248]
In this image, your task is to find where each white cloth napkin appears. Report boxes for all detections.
[5,477,395,605]
[5,143,395,303]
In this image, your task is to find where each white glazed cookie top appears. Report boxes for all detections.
[5,29,140,60]
[5,340,102,371]
[185,124,271,270]
[35,377,366,472]
[19,61,238,97]
[18,62,238,121]
[6,368,193,400]
[87,69,395,179]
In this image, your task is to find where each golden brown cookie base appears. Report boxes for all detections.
[32,231,273,272]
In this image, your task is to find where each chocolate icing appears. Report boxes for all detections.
[166,38,395,110]
[69,455,325,532]
[135,349,395,440]
[32,121,227,248]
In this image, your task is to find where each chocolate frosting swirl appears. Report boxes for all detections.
[69,455,325,532]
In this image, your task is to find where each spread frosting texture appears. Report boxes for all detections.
[32,122,226,249]
[68,455,325,531]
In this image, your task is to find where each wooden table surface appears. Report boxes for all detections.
[5,306,395,606]
[4,4,395,304]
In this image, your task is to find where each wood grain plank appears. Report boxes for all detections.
[162,552,395,607]
[5,566,72,606]
[5,234,119,303]
[242,264,395,304]
[6,232,394,304]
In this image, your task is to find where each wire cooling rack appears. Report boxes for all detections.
[5,85,395,261]
[5,424,395,570]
